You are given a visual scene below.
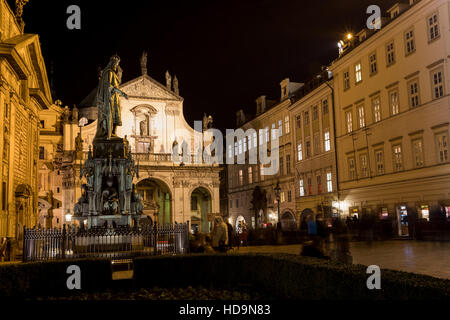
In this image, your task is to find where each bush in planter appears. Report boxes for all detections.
[0,258,112,298]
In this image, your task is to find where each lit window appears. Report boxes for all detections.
[359,154,368,178]
[346,111,353,133]
[326,172,332,192]
[278,119,283,136]
[239,170,243,185]
[386,41,395,65]
[355,63,362,83]
[324,131,330,152]
[412,139,424,167]
[389,90,399,115]
[369,53,377,75]
[284,116,290,134]
[375,149,384,175]
[393,144,403,171]
[248,167,253,184]
[348,157,356,180]
[343,69,350,90]
[372,97,381,123]
[436,133,448,163]
[431,69,444,99]
[408,79,420,108]
[357,105,365,128]
[297,143,303,161]
[428,13,440,41]
[260,164,264,181]
[405,29,415,55]
[299,179,305,197]
[271,123,276,140]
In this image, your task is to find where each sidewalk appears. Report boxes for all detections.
[235,240,450,279]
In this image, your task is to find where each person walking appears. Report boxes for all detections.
[211,216,228,252]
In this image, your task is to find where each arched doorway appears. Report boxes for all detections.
[136,178,172,224]
[300,208,314,230]
[281,211,296,230]
[190,187,211,233]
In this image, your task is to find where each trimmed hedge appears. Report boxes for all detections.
[133,253,450,300]
[0,258,112,298]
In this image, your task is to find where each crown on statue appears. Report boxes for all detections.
[110,54,120,63]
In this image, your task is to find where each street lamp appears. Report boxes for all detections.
[274,181,281,229]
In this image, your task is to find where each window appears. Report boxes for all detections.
[346,111,353,133]
[436,133,448,163]
[260,164,264,181]
[2,182,7,210]
[280,192,285,203]
[389,90,399,115]
[287,190,292,202]
[375,149,384,175]
[304,111,310,125]
[322,99,329,114]
[39,146,45,160]
[271,123,276,140]
[412,139,424,167]
[372,97,381,123]
[239,170,244,185]
[312,106,319,120]
[326,171,332,192]
[57,187,60,193]
[324,131,331,152]
[431,69,444,99]
[297,143,303,161]
[369,53,377,75]
[248,167,253,184]
[343,69,350,90]
[299,179,305,197]
[279,157,284,176]
[386,41,395,66]
[355,63,362,83]
[295,115,301,128]
[306,140,311,158]
[314,133,320,155]
[278,120,283,136]
[357,105,365,128]
[230,200,232,208]
[307,177,312,195]
[40,120,45,129]
[284,116,290,134]
[393,144,403,171]
[236,199,239,208]
[348,157,356,180]
[428,13,439,41]
[286,155,291,174]
[408,79,420,108]
[316,174,322,194]
[405,29,415,55]
[359,154,368,178]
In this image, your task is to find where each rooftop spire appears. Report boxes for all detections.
[140,51,148,75]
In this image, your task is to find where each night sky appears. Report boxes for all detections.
[18,0,395,131]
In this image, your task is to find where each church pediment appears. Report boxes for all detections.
[120,75,182,102]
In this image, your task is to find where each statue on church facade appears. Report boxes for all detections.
[95,55,129,140]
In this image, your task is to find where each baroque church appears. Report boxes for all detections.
[59,53,221,233]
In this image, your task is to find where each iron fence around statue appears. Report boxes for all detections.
[22,222,190,262]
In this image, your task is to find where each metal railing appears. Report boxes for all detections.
[23,222,190,262]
